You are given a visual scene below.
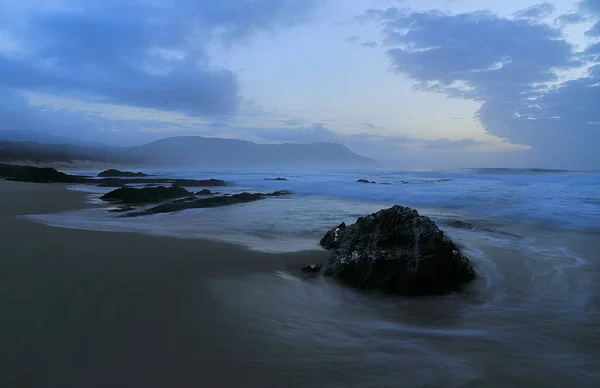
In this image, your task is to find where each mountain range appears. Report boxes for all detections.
[0,131,377,169]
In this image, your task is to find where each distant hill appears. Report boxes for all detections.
[131,136,377,168]
[0,135,377,168]
[0,141,133,164]
[0,129,101,146]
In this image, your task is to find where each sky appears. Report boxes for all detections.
[1,0,599,169]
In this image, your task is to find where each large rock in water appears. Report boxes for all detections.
[100,185,192,204]
[97,169,148,177]
[0,163,85,183]
[320,205,476,296]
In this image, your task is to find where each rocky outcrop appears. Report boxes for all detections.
[95,177,226,188]
[357,179,376,184]
[100,186,192,204]
[97,169,148,177]
[123,190,292,217]
[264,177,288,181]
[196,189,213,195]
[0,163,86,183]
[320,205,476,296]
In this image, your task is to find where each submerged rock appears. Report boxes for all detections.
[320,205,476,296]
[357,179,376,184]
[100,185,192,204]
[301,263,322,273]
[97,169,148,177]
[123,190,292,217]
[0,163,86,183]
[264,177,288,181]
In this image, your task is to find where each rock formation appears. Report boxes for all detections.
[320,205,476,296]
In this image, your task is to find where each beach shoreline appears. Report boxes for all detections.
[0,180,327,388]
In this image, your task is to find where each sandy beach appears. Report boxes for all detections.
[0,180,327,388]
[2,173,599,388]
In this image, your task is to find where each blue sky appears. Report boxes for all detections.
[1,0,599,169]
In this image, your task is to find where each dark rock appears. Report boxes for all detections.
[266,190,292,196]
[0,163,86,183]
[97,169,148,177]
[301,263,322,273]
[447,220,475,230]
[264,177,288,181]
[196,189,213,195]
[100,185,192,204]
[95,177,226,188]
[123,190,292,217]
[357,179,376,184]
[320,205,476,296]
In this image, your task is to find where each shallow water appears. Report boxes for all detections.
[28,168,600,386]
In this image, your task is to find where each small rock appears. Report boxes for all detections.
[302,263,322,273]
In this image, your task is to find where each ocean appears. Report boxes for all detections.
[24,167,600,387]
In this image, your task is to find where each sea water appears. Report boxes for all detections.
[24,168,600,387]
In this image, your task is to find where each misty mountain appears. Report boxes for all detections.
[0,129,102,147]
[0,140,132,164]
[131,137,376,168]
[0,136,377,168]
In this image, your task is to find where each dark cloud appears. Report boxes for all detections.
[556,12,587,24]
[345,36,361,43]
[513,3,556,20]
[0,0,320,118]
[579,0,600,36]
[361,6,600,168]
[355,9,385,24]
[360,41,378,48]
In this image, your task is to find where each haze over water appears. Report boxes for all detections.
[26,167,600,387]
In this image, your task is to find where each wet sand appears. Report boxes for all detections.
[0,180,327,388]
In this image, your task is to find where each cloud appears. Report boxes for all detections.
[360,6,600,168]
[578,0,600,35]
[418,138,481,150]
[360,41,378,48]
[513,3,556,20]
[0,0,321,118]
[345,36,361,43]
[556,13,587,25]
[355,9,385,24]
